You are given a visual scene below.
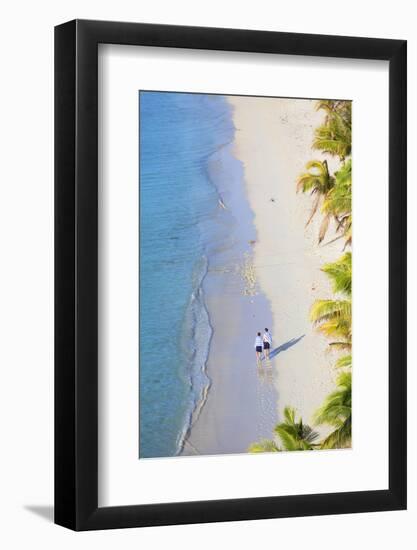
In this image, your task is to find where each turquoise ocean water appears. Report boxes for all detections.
[139,91,236,458]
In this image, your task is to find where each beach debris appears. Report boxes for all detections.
[241,251,258,296]
[270,198,275,202]
[218,197,227,210]
[249,240,256,246]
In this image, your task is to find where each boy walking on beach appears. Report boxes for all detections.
[263,328,272,360]
[254,332,263,365]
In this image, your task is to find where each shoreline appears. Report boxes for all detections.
[182,124,278,456]
[175,255,213,456]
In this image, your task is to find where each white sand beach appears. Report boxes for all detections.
[229,96,343,436]
[183,96,343,455]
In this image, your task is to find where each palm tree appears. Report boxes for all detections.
[314,101,352,161]
[313,121,351,161]
[315,100,351,121]
[296,158,352,245]
[274,407,319,451]
[322,159,352,247]
[310,252,352,349]
[296,159,335,228]
[314,371,352,449]
[248,407,319,453]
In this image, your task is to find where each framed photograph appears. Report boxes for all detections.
[55,19,407,530]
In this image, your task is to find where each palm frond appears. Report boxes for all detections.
[296,160,334,195]
[274,425,300,451]
[322,252,352,296]
[335,354,352,369]
[314,372,352,449]
[310,299,352,325]
[312,112,351,160]
[314,372,351,424]
[320,417,352,449]
[283,406,296,425]
[248,439,281,453]
[322,159,352,222]
[315,319,351,340]
[328,341,352,350]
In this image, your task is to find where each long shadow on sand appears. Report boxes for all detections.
[269,335,305,359]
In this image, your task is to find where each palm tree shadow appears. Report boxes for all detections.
[269,335,305,359]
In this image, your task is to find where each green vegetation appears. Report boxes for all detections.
[314,371,352,449]
[248,99,352,453]
[313,100,351,160]
[248,407,319,452]
[296,159,334,230]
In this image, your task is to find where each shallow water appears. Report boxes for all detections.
[139,92,235,458]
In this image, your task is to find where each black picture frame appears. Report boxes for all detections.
[55,19,407,531]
